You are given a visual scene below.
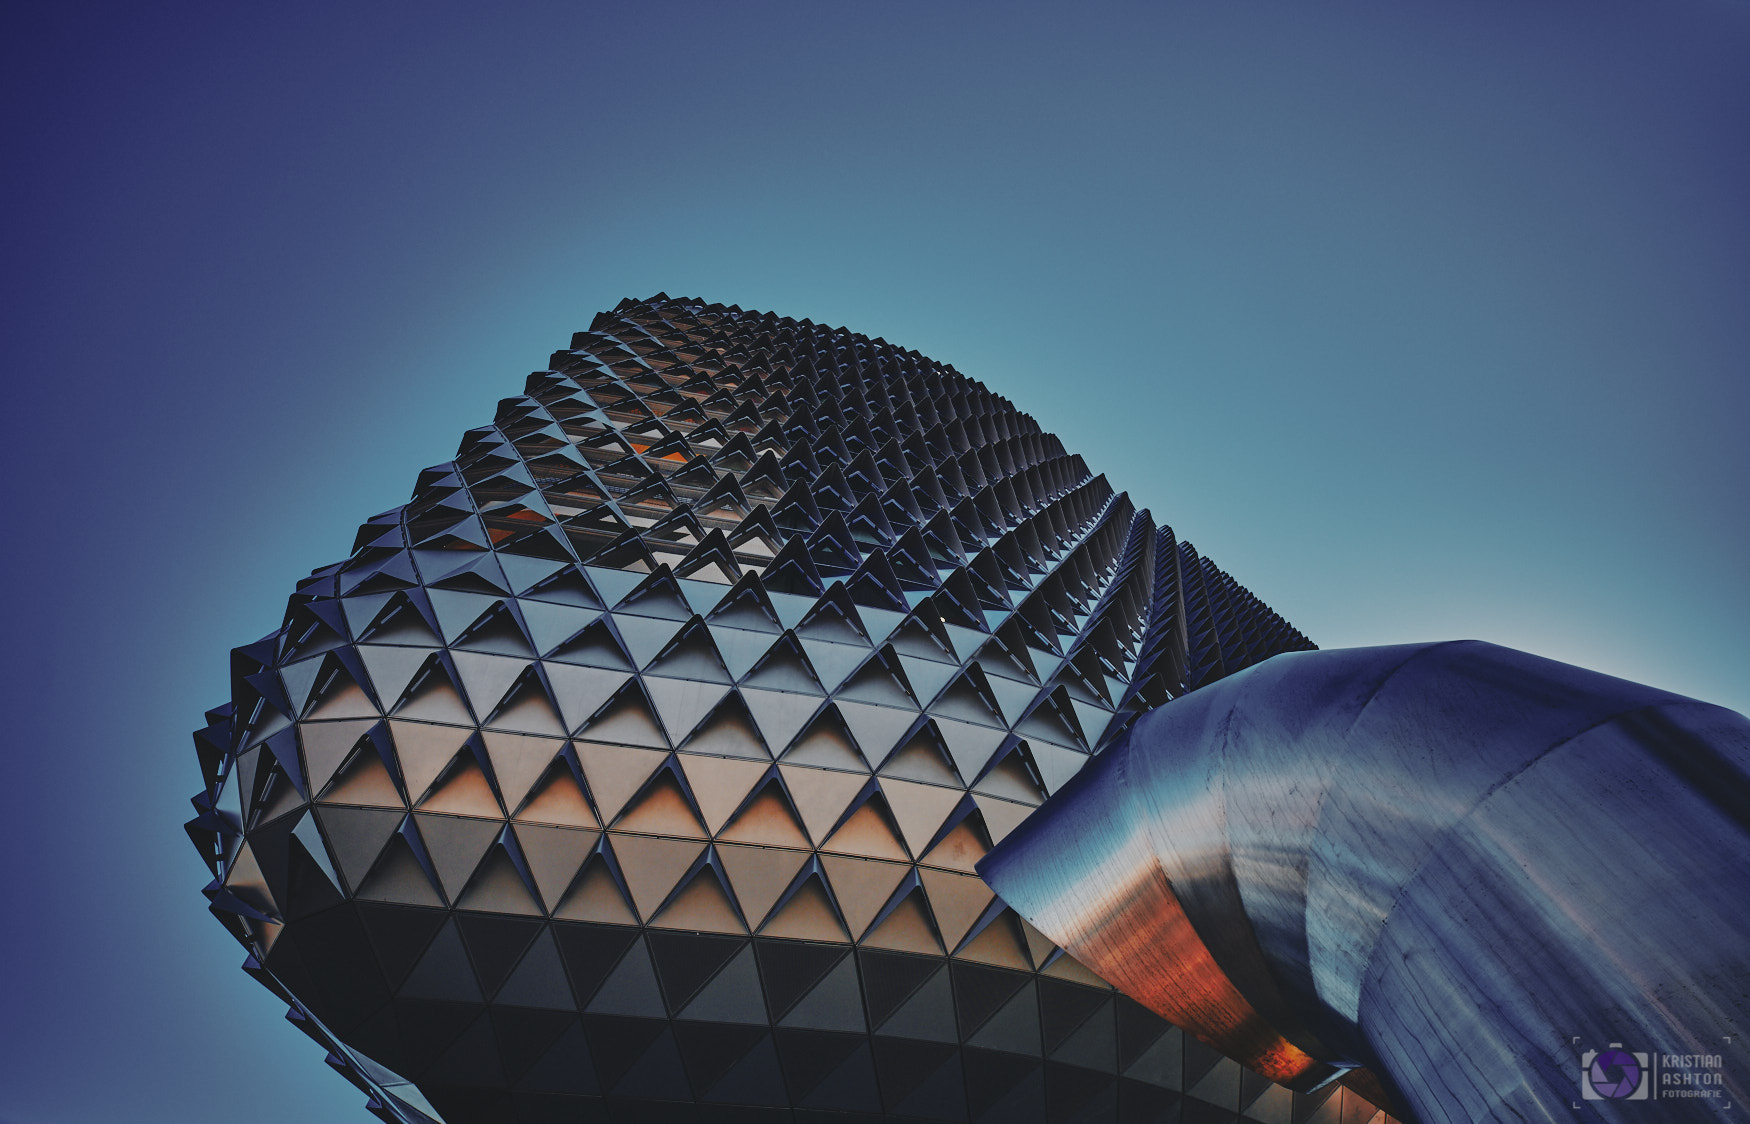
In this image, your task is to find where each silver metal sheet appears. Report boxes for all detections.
[982,640,1750,1122]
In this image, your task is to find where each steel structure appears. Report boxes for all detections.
[981,640,1750,1123]
[186,295,1384,1123]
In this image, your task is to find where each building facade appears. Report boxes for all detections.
[188,296,1390,1123]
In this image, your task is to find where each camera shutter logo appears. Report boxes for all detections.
[1583,1047,1650,1101]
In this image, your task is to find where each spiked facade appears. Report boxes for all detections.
[187,296,1378,1124]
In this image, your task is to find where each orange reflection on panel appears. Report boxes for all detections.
[1050,857,1335,1090]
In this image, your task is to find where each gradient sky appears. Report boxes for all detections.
[3,3,1747,1121]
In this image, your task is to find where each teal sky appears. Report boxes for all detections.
[3,2,1747,1121]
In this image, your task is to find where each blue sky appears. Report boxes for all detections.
[3,2,1746,1121]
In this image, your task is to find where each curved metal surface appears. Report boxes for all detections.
[980,640,1750,1122]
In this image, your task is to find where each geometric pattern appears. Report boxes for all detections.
[186,295,1382,1123]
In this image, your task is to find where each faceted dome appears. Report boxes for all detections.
[188,295,1332,1124]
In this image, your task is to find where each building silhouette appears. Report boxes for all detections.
[189,295,1392,1123]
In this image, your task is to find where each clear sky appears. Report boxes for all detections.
[3,2,1746,1121]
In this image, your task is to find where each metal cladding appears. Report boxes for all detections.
[980,640,1750,1124]
[185,294,1373,1123]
